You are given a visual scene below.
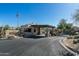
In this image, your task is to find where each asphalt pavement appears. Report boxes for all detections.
[0,37,71,56]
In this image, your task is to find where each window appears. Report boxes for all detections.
[34,28,36,32]
[24,28,31,32]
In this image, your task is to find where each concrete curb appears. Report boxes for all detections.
[59,39,78,56]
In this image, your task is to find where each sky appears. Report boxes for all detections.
[0,3,79,27]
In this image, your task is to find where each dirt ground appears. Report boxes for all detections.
[63,38,79,50]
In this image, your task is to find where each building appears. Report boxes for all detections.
[4,29,19,38]
[20,24,55,37]
[0,26,19,38]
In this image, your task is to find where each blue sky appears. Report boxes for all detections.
[0,3,79,27]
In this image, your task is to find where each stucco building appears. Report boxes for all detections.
[20,24,55,37]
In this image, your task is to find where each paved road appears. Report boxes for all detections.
[0,37,71,56]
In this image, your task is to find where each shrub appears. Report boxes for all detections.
[67,36,74,39]
[73,40,78,44]
[74,35,79,39]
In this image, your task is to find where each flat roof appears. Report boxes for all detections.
[30,25,55,28]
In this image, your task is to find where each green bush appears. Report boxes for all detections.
[74,35,79,39]
[67,36,74,39]
[73,40,77,44]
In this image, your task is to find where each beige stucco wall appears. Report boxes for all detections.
[31,27,38,35]
[5,30,19,37]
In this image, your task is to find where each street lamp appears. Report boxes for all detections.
[16,11,19,29]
